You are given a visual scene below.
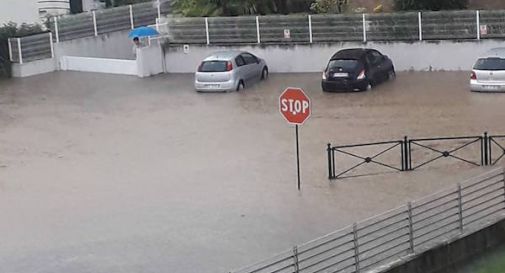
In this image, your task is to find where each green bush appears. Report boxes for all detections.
[394,0,468,11]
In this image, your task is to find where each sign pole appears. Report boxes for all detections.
[296,124,301,190]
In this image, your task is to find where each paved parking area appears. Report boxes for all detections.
[0,71,504,273]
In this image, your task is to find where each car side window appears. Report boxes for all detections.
[241,53,257,65]
[371,51,383,64]
[235,56,246,67]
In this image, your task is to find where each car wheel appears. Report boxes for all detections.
[261,67,269,80]
[388,70,396,81]
[236,80,244,91]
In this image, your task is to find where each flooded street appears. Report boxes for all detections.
[0,71,504,273]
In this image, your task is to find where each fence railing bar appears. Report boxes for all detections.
[464,206,505,227]
[298,239,354,262]
[413,218,460,241]
[308,15,313,43]
[359,232,410,256]
[54,17,60,43]
[413,198,458,219]
[157,0,161,20]
[92,11,98,36]
[129,5,134,29]
[410,136,482,142]
[410,154,445,170]
[358,217,408,238]
[205,17,210,45]
[418,12,422,41]
[233,253,295,273]
[359,239,409,263]
[358,206,408,227]
[362,13,367,43]
[360,247,409,271]
[298,227,353,251]
[414,212,459,233]
[299,249,355,272]
[49,32,54,58]
[476,10,480,40]
[461,170,504,189]
[8,38,13,62]
[462,183,505,206]
[17,38,23,64]
[413,189,459,208]
[358,226,409,249]
[463,198,505,220]
[256,16,261,44]
[414,226,460,247]
[333,140,403,150]
[327,261,357,273]
[353,223,361,273]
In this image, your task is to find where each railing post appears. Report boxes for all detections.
[404,136,409,171]
[256,16,261,44]
[49,32,54,58]
[457,183,464,232]
[407,202,415,253]
[362,13,367,43]
[205,17,210,45]
[292,246,300,273]
[484,132,489,166]
[17,38,23,64]
[476,10,481,40]
[129,5,134,29]
[308,15,313,43]
[157,0,161,20]
[7,38,13,62]
[327,143,332,179]
[92,10,98,36]
[353,223,361,273]
[54,17,60,43]
[418,12,422,41]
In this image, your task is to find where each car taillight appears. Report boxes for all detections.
[357,69,366,80]
[226,61,233,71]
[471,71,477,80]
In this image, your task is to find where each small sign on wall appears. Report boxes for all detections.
[480,25,488,36]
[284,29,291,39]
[183,44,190,54]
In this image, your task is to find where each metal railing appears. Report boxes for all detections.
[229,168,505,273]
[328,132,505,179]
[7,32,54,64]
[168,10,505,45]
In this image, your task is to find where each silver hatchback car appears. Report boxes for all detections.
[194,51,268,92]
[471,48,505,92]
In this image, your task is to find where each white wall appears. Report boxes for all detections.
[0,0,39,24]
[11,58,57,77]
[60,56,137,75]
[136,43,164,78]
[164,40,505,73]
[55,30,136,61]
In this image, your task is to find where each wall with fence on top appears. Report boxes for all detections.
[229,168,505,273]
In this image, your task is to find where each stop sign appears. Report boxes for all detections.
[279,87,311,125]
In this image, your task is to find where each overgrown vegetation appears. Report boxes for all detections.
[172,0,315,16]
[0,22,44,78]
[394,0,468,11]
[104,0,151,8]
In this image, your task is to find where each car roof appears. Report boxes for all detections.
[331,48,372,60]
[480,48,505,58]
[203,51,244,61]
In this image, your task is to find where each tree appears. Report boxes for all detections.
[394,0,468,11]
[172,0,313,16]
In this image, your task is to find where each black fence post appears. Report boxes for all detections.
[484,132,489,166]
[327,143,333,179]
[404,136,410,171]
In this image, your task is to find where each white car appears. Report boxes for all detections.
[471,48,505,92]
[194,51,269,92]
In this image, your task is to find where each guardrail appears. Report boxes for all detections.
[327,132,505,179]
[229,168,505,273]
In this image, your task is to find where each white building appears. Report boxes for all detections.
[0,0,80,25]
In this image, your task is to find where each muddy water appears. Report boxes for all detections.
[0,72,504,273]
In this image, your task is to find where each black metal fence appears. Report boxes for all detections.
[328,132,505,179]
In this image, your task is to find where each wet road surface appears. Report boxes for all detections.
[0,71,504,273]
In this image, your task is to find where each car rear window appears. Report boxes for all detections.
[199,61,227,72]
[328,59,360,70]
[474,58,505,70]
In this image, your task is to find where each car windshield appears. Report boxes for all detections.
[474,57,505,70]
[199,61,228,72]
[328,59,360,70]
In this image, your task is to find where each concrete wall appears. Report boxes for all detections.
[164,40,505,73]
[11,58,57,78]
[377,218,505,273]
[60,56,137,75]
[55,30,135,61]
[136,43,165,78]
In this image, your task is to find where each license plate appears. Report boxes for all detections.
[483,85,499,90]
[333,73,348,78]
[205,84,220,89]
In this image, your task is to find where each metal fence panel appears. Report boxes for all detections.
[367,12,419,41]
[57,12,95,41]
[20,32,52,62]
[208,16,258,44]
[132,2,159,27]
[95,6,132,35]
[422,10,477,40]
[259,15,310,44]
[167,17,207,44]
[480,10,505,39]
[311,14,363,42]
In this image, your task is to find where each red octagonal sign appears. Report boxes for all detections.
[279,87,311,125]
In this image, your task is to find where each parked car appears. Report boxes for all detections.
[321,48,395,92]
[470,48,505,92]
[194,51,269,92]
